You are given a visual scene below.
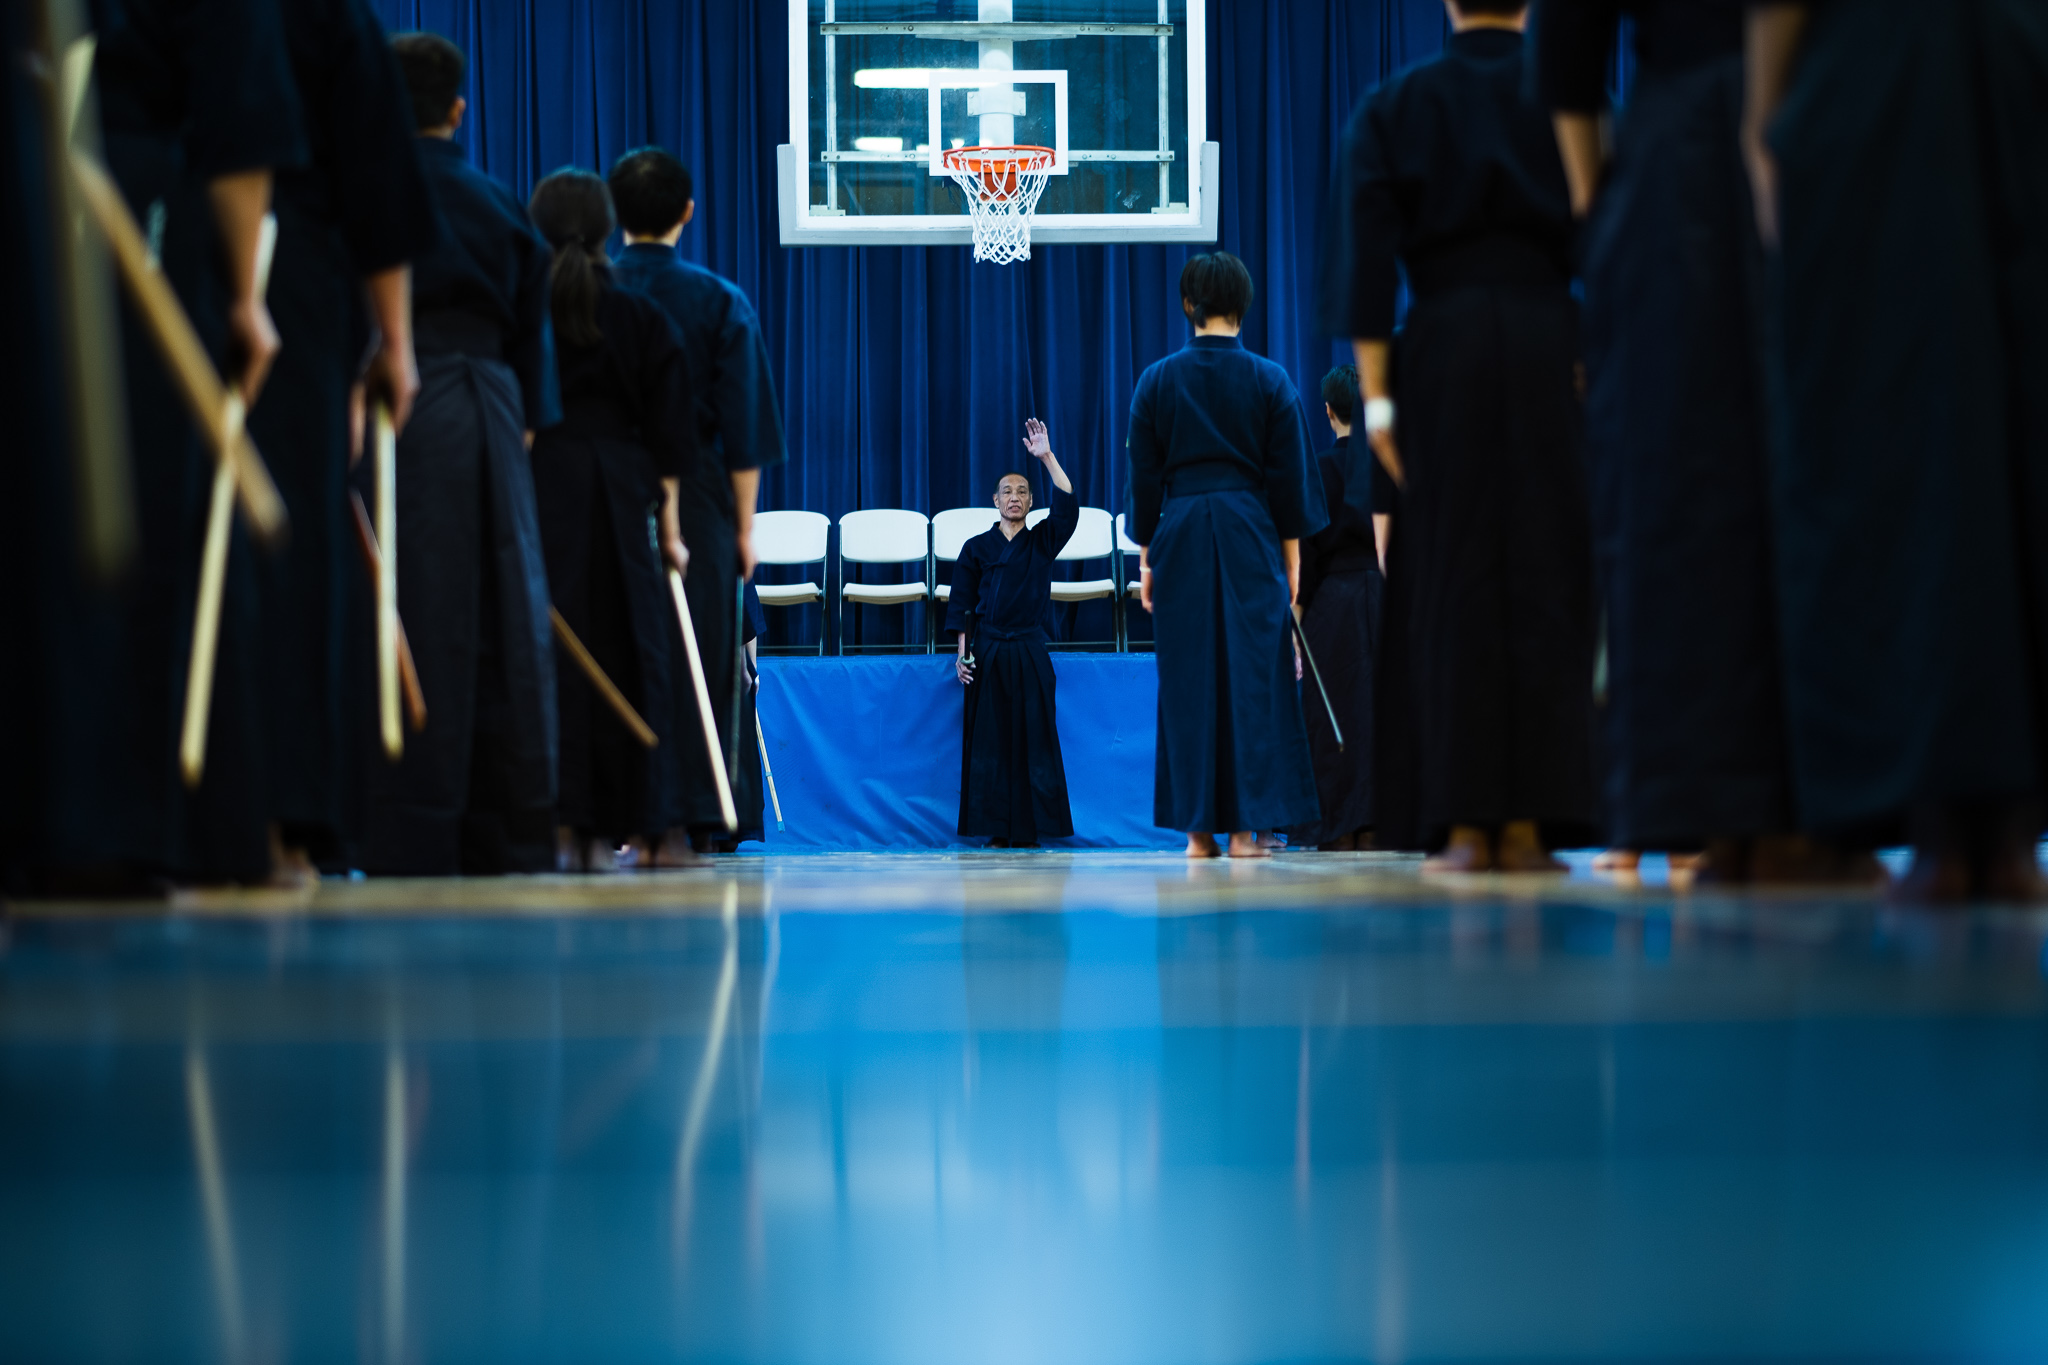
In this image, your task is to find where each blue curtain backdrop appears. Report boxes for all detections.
[370,0,1451,646]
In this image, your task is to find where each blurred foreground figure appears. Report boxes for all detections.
[1339,0,1595,872]
[1537,0,1821,882]
[1747,2,2048,901]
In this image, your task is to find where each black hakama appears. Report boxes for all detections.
[945,485,1080,844]
[1338,26,1596,846]
[361,136,563,874]
[1294,440,1381,847]
[532,282,696,844]
[613,243,789,840]
[1127,336,1326,836]
[1535,0,1793,850]
[88,0,307,883]
[1765,0,2048,836]
[248,0,436,861]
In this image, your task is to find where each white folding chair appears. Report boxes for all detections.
[931,506,1002,637]
[753,510,831,655]
[838,509,932,653]
[1115,512,1149,652]
[1049,507,1119,651]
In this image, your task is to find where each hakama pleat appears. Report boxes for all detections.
[363,354,558,872]
[1373,516,1425,851]
[959,636,1074,843]
[533,428,673,841]
[1768,0,2048,834]
[1295,566,1381,846]
[1150,490,1320,834]
[1582,57,1792,848]
[1399,285,1595,844]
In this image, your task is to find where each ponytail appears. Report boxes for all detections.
[528,168,617,349]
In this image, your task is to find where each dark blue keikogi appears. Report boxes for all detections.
[1126,335,1326,836]
[362,135,564,874]
[612,242,787,840]
[1535,0,1793,850]
[944,483,1079,843]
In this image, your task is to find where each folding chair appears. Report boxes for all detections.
[838,509,931,654]
[930,506,1001,640]
[753,510,830,655]
[1046,507,1119,651]
[1115,513,1151,652]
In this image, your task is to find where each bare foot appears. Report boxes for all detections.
[1495,820,1566,874]
[1323,832,1357,852]
[1592,849,1640,873]
[266,825,320,889]
[651,831,708,868]
[1980,835,2048,903]
[584,839,625,874]
[1891,849,1972,904]
[1186,833,1221,859]
[1228,831,1270,859]
[1423,826,1493,873]
[556,826,583,872]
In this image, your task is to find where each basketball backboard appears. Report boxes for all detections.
[778,0,1217,248]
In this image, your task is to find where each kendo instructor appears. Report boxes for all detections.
[946,421,1079,848]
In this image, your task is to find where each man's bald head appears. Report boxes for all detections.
[994,471,1034,523]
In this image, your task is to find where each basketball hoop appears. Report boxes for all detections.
[941,145,1056,265]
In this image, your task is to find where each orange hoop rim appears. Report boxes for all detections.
[940,144,1057,201]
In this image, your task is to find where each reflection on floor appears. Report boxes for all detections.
[6,852,2048,1362]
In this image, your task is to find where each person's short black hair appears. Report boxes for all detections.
[608,147,695,238]
[1452,0,1530,15]
[1320,365,1360,425]
[390,32,465,133]
[1179,251,1254,327]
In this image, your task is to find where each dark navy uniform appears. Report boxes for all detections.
[1337,25,1595,847]
[1762,0,2048,839]
[612,242,786,843]
[944,482,1080,845]
[89,0,306,882]
[1536,0,1792,851]
[532,278,695,844]
[249,0,437,863]
[361,135,563,874]
[1126,334,1326,837]
[1294,437,1381,847]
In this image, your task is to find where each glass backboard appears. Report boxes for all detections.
[778,0,1216,247]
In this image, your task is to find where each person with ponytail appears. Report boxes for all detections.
[527,169,697,871]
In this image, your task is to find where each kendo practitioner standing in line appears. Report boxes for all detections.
[1128,252,1326,860]
[361,32,562,875]
[1534,0,1836,884]
[1745,2,2048,901]
[608,146,786,857]
[946,424,1082,849]
[80,0,306,886]
[527,170,696,872]
[1293,367,1382,851]
[1339,0,1595,873]
[249,0,437,880]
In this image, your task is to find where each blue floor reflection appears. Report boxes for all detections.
[7,880,2048,1362]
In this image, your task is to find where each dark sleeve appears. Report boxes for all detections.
[1338,100,1405,340]
[717,292,788,473]
[1371,454,1401,517]
[1533,0,1625,113]
[1299,457,1347,609]
[324,0,438,273]
[1041,478,1079,556]
[639,302,698,480]
[511,219,561,430]
[1126,373,1164,545]
[180,0,307,177]
[944,541,984,635]
[1264,383,1327,542]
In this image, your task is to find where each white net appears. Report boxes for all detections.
[942,147,1055,265]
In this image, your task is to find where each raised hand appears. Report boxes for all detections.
[1023,417,1052,463]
